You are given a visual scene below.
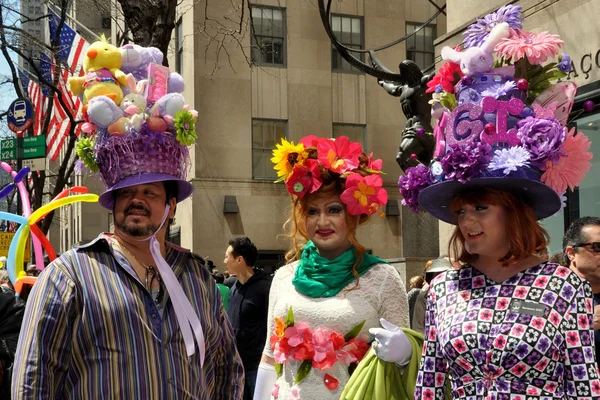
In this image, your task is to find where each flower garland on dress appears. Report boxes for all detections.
[401,5,593,213]
[269,307,369,398]
[271,135,388,216]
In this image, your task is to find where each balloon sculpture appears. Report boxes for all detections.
[0,161,98,295]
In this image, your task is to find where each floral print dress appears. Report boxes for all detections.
[415,263,600,400]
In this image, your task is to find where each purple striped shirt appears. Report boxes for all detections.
[12,234,244,399]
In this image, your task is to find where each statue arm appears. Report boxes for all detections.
[378,79,402,96]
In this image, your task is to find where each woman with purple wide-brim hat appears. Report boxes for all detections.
[398,5,599,400]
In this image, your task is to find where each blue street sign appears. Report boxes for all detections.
[7,98,34,133]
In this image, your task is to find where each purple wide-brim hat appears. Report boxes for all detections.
[418,174,561,225]
[98,173,193,209]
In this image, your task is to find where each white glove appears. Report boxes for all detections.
[369,318,413,366]
[253,362,277,400]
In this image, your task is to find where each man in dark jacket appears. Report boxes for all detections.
[224,237,271,400]
[0,269,25,398]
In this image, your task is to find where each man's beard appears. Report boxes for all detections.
[116,204,158,237]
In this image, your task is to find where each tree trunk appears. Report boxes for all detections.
[116,0,178,66]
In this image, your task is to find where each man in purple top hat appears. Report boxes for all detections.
[12,44,244,399]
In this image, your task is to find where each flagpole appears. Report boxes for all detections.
[46,2,100,42]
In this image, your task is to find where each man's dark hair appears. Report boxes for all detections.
[563,216,600,265]
[212,271,225,284]
[228,237,258,267]
[163,181,179,204]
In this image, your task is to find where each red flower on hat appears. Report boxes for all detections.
[426,60,464,94]
[299,135,321,148]
[285,159,322,198]
[340,173,388,215]
[317,136,362,174]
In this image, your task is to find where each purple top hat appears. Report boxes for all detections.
[398,5,593,224]
[71,43,197,210]
[95,125,193,209]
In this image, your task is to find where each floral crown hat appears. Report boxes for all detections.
[271,135,388,216]
[399,5,593,224]
[70,41,198,209]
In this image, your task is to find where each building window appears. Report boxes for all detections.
[252,119,286,179]
[333,123,366,148]
[175,18,183,74]
[406,22,436,70]
[251,6,286,66]
[331,15,364,73]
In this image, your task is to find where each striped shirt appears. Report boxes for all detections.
[12,234,244,399]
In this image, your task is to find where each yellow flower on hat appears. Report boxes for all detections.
[271,139,307,181]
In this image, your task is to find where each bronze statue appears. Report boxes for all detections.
[376,60,435,171]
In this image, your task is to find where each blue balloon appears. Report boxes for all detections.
[0,184,14,200]
[13,167,30,183]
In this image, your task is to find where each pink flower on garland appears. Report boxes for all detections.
[541,127,592,193]
[317,136,362,173]
[340,173,388,216]
[271,383,280,399]
[285,159,322,198]
[290,385,301,400]
[495,29,563,65]
[426,59,463,94]
[312,328,338,370]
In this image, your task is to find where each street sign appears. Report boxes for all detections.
[21,145,45,159]
[7,98,34,133]
[20,135,45,159]
[0,232,30,262]
[22,135,45,148]
[21,157,45,172]
[0,138,16,161]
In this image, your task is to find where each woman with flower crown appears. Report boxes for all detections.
[252,135,412,400]
[400,5,600,399]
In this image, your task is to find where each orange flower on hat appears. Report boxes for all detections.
[340,173,388,216]
[541,127,592,193]
[317,136,362,174]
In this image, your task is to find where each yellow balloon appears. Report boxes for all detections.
[29,194,99,224]
[14,224,30,279]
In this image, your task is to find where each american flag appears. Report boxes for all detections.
[48,9,88,74]
[17,68,46,137]
[46,10,88,161]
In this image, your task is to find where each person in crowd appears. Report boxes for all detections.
[224,272,238,288]
[12,44,244,399]
[563,216,600,365]
[213,271,231,309]
[411,257,452,333]
[225,237,272,400]
[548,252,567,266]
[253,135,411,400]
[25,264,39,277]
[0,269,25,398]
[407,262,430,329]
[408,275,425,291]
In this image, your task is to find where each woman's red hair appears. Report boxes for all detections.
[448,188,549,267]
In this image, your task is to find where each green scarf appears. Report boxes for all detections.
[292,241,387,298]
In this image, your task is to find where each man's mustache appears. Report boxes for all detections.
[125,204,150,216]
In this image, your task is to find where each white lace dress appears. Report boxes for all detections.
[263,261,409,400]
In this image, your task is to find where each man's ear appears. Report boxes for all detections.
[565,246,577,263]
[168,198,177,219]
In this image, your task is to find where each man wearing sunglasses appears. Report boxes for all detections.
[563,216,600,365]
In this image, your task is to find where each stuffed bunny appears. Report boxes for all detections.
[441,22,510,76]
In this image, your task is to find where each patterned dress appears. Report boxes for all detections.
[415,263,600,400]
